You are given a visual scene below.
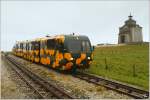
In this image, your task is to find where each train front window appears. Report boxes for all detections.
[67,40,91,53]
[67,41,81,53]
[82,41,91,52]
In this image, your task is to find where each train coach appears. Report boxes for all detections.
[12,34,94,72]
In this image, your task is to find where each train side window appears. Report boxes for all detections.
[44,40,47,50]
[28,43,30,50]
[31,42,33,50]
[23,43,26,50]
[26,43,29,50]
[86,41,91,51]
[57,43,63,51]
[47,39,56,49]
[82,41,86,51]
[26,43,27,50]
[32,42,36,50]
[40,41,42,49]
[20,43,21,49]
[40,41,44,49]
[81,41,91,52]
[29,43,32,50]
[20,43,23,50]
[16,44,18,49]
[34,42,39,50]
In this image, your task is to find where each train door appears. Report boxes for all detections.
[17,43,20,56]
[31,41,35,62]
[29,42,32,61]
[16,43,19,56]
[47,39,56,66]
[34,41,40,63]
[51,39,64,69]
[20,43,23,57]
[40,40,46,65]
[23,42,26,59]
[37,41,40,63]
[26,42,29,60]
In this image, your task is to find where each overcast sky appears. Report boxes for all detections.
[1,0,149,51]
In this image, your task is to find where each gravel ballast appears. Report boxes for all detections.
[8,55,133,99]
[1,56,39,99]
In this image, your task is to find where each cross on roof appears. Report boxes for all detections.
[129,13,133,19]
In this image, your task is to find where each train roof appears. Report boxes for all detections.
[64,34,88,38]
[46,34,89,39]
[15,34,89,44]
[64,34,89,41]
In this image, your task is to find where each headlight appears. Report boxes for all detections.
[70,58,73,60]
[87,57,90,60]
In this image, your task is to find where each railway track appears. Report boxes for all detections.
[4,54,149,99]
[5,55,74,99]
[74,72,149,99]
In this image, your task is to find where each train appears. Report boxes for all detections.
[12,34,94,72]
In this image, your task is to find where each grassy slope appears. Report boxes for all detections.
[88,43,149,90]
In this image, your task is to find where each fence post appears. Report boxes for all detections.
[133,64,136,77]
[105,57,108,70]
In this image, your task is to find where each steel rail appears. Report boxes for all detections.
[5,55,74,99]
[5,57,46,99]
[74,72,149,99]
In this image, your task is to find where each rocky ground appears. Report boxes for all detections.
[1,55,39,99]
[7,54,132,99]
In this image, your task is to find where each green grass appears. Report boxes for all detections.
[88,43,149,90]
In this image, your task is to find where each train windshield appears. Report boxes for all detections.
[67,41,82,53]
[67,40,91,53]
[82,41,91,52]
